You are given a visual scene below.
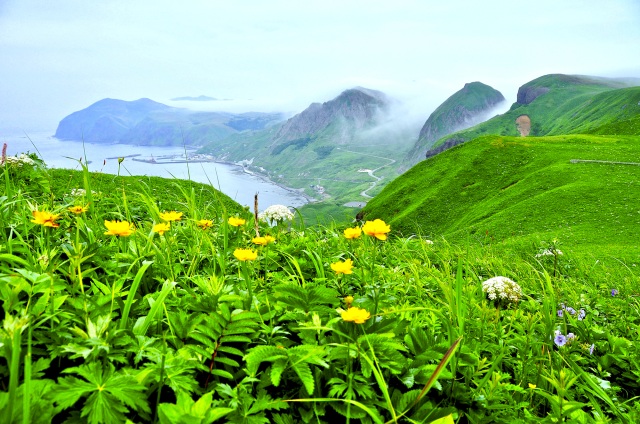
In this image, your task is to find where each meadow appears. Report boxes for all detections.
[1,152,639,423]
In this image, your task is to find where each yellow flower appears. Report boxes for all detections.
[152,222,171,235]
[331,258,354,275]
[159,211,183,222]
[362,219,391,241]
[528,383,537,389]
[31,210,60,228]
[344,295,354,308]
[343,227,362,239]
[341,307,371,324]
[104,220,135,237]
[252,235,276,246]
[68,205,88,215]
[196,219,213,229]
[233,248,257,261]
[228,216,246,227]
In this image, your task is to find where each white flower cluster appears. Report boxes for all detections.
[2,154,35,167]
[482,276,523,303]
[258,205,294,224]
[69,188,98,197]
[536,249,563,257]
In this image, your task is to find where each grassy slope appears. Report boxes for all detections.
[47,168,245,217]
[360,134,640,258]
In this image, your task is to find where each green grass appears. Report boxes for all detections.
[2,152,640,422]
[360,134,640,261]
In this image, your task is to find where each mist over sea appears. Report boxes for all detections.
[2,131,308,210]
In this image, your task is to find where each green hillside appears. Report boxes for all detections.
[433,75,640,151]
[359,134,640,258]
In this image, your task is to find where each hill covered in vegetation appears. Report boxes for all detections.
[359,133,640,259]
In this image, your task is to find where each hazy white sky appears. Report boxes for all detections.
[1,0,639,132]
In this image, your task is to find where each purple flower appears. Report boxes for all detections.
[567,333,575,340]
[566,307,576,315]
[611,289,619,296]
[578,309,586,320]
[554,334,567,347]
[557,309,564,317]
[589,344,595,355]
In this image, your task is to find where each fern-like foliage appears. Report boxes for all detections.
[187,302,260,381]
[53,362,150,424]
[272,283,339,315]
[244,344,329,395]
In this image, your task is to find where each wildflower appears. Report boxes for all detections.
[31,210,61,228]
[228,216,246,227]
[104,220,135,237]
[344,295,354,307]
[481,276,522,303]
[152,222,171,235]
[557,309,563,318]
[341,307,371,324]
[233,248,257,261]
[566,307,576,316]
[68,205,88,214]
[611,289,619,296]
[567,333,576,340]
[554,333,567,347]
[343,227,362,239]
[196,219,213,229]
[425,240,434,245]
[528,383,537,389]
[362,219,391,241]
[159,211,183,222]
[589,343,595,355]
[252,235,275,246]
[578,309,586,320]
[258,205,295,224]
[331,258,354,275]
[536,249,563,258]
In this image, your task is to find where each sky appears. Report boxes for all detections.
[1,0,640,133]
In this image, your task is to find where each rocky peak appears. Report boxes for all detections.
[273,87,389,142]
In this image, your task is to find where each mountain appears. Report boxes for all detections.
[405,82,505,165]
[424,74,640,158]
[197,87,418,201]
[358,74,640,251]
[55,98,284,146]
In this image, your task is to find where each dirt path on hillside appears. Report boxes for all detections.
[335,147,396,199]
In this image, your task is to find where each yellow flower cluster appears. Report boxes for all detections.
[104,220,135,237]
[252,235,276,246]
[228,216,246,227]
[362,219,391,241]
[153,222,171,235]
[31,210,60,228]
[233,248,257,261]
[331,258,354,275]
[341,307,371,324]
[68,205,88,215]
[160,211,183,222]
[196,219,213,229]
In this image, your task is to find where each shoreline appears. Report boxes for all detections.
[130,153,317,205]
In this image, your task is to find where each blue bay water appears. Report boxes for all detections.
[2,131,308,210]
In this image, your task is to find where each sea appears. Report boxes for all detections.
[1,131,308,211]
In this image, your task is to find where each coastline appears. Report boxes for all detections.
[129,152,317,205]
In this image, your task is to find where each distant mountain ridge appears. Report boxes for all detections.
[55,98,284,146]
[428,74,640,156]
[198,86,418,201]
[405,82,505,166]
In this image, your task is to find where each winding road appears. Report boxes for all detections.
[335,147,396,199]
